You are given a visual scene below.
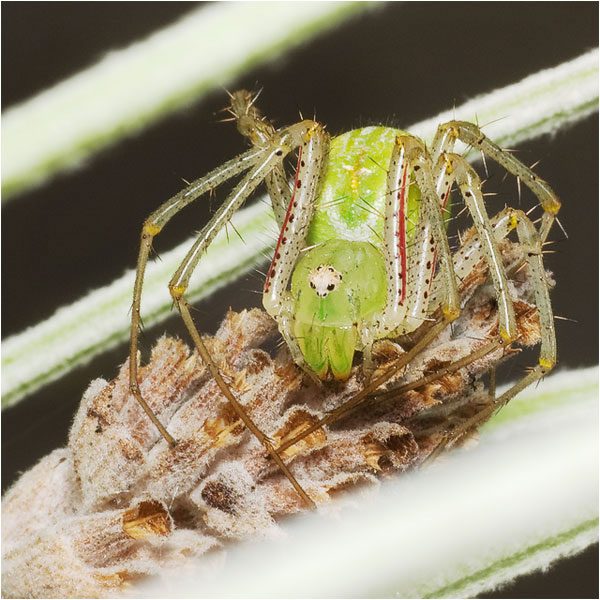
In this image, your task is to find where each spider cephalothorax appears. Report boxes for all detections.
[292,240,386,380]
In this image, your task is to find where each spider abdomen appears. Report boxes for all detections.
[306,126,421,246]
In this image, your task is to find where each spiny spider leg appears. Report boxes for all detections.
[177,298,314,507]
[431,120,561,242]
[261,126,330,378]
[130,145,266,445]
[169,121,326,509]
[230,89,291,227]
[266,165,293,228]
[377,136,442,339]
[401,135,461,323]
[438,153,518,343]
[485,210,555,391]
[396,209,555,452]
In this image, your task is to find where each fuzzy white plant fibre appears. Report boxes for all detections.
[1,238,550,598]
[151,368,597,599]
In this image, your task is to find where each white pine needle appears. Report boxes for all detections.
[1,2,371,200]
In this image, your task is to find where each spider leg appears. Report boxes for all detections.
[176,299,315,507]
[266,166,293,228]
[168,121,326,509]
[431,120,561,242]
[423,154,553,439]
[439,152,556,374]
[230,89,292,227]
[377,133,457,342]
[401,135,461,322]
[416,209,556,450]
[487,209,556,395]
[261,123,329,378]
[130,145,266,445]
[441,153,518,343]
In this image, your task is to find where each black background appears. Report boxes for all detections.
[2,3,598,597]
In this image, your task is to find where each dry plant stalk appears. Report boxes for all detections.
[2,240,544,598]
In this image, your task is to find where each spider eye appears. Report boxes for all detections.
[327,283,335,291]
[310,282,316,289]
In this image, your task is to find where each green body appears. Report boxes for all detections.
[291,127,422,379]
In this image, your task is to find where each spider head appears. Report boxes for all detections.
[290,239,387,381]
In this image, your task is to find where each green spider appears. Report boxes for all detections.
[129,90,559,508]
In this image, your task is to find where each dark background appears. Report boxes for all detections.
[2,3,598,597]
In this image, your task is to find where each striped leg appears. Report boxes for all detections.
[413,208,556,449]
[431,120,561,242]
[262,124,330,373]
[170,120,327,509]
[378,134,460,338]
